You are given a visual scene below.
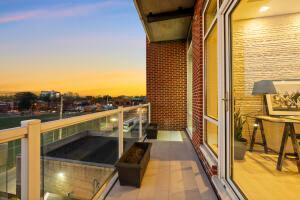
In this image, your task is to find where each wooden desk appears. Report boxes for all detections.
[249,115,300,173]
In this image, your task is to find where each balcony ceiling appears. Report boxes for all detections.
[134,0,195,42]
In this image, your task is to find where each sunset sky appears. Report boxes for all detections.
[0,0,146,96]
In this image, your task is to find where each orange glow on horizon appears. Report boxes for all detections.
[0,69,146,96]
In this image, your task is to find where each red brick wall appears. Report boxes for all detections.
[145,0,217,176]
[192,0,204,150]
[146,40,187,130]
[191,0,218,176]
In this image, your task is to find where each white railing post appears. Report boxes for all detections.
[21,137,28,200]
[118,106,124,158]
[139,108,142,139]
[148,103,151,124]
[21,119,41,200]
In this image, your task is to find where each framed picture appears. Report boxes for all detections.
[266,80,300,116]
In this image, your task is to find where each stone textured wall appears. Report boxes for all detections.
[146,40,187,130]
[232,13,300,151]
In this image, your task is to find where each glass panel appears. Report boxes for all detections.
[204,0,217,34]
[141,107,149,137]
[230,0,300,199]
[123,109,139,138]
[205,120,218,156]
[187,43,193,135]
[205,24,218,119]
[41,116,118,199]
[0,140,21,199]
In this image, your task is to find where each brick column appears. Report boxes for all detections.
[146,40,187,130]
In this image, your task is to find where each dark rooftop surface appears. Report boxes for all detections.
[46,136,137,165]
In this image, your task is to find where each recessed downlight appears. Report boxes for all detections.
[259,6,270,13]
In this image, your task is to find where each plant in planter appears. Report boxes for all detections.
[146,123,158,139]
[115,142,152,187]
[234,109,247,160]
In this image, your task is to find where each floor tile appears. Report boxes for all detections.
[105,131,217,200]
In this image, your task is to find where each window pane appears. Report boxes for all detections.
[206,24,218,119]
[230,0,300,199]
[205,120,218,156]
[187,44,193,135]
[204,0,217,33]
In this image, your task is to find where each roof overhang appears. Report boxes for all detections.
[134,0,195,42]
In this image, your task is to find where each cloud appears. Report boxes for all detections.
[0,1,125,24]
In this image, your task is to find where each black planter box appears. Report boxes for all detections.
[146,123,158,139]
[115,142,152,187]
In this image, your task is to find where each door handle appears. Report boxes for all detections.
[222,92,230,112]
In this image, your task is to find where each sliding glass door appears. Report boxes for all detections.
[224,0,300,199]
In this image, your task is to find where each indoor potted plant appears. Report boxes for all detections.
[234,109,247,160]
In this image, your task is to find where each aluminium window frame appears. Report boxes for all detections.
[202,0,220,163]
[186,40,193,139]
[219,0,247,199]
[202,0,246,199]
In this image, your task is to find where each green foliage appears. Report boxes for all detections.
[15,92,38,111]
[40,93,51,102]
[234,109,246,141]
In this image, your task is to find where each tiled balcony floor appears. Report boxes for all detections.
[105,131,218,200]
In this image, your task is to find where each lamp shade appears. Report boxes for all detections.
[252,80,277,95]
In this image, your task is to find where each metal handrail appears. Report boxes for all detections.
[123,103,150,112]
[0,103,151,200]
[0,103,150,143]
[40,108,121,133]
[0,126,27,143]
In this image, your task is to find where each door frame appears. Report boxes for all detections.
[187,41,193,139]
[202,0,246,199]
[218,0,246,199]
[219,0,247,199]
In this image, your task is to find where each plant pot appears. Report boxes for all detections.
[115,142,152,187]
[146,123,158,139]
[234,139,247,160]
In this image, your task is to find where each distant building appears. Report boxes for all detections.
[35,100,49,111]
[0,101,11,113]
[132,96,146,105]
[113,96,133,107]
[40,90,61,98]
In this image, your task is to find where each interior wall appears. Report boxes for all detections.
[232,12,300,152]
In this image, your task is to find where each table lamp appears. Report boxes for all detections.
[252,80,277,115]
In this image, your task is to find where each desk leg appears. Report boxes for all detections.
[258,120,268,154]
[249,118,259,152]
[277,123,289,171]
[289,123,300,173]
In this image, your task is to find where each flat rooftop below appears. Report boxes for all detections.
[105,131,218,200]
[46,136,136,165]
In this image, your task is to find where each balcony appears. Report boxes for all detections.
[0,104,217,200]
[106,131,217,200]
